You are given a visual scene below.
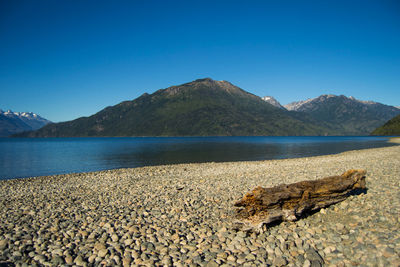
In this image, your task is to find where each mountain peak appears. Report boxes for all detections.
[1,110,42,119]
[0,109,51,137]
[191,78,233,85]
[190,78,234,88]
[161,78,255,99]
[193,77,215,83]
[283,94,400,135]
[284,97,316,111]
[285,94,364,111]
[262,96,285,109]
[319,94,336,99]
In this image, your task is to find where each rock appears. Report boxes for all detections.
[206,260,219,267]
[88,254,96,263]
[303,259,311,267]
[51,255,64,265]
[33,254,46,263]
[94,242,106,251]
[273,256,287,266]
[65,254,73,265]
[161,256,172,266]
[336,223,345,231]
[234,169,367,229]
[310,260,322,267]
[0,239,8,250]
[122,255,132,267]
[98,248,108,258]
[124,239,133,246]
[227,255,236,262]
[305,248,324,265]
[111,234,119,242]
[113,255,121,265]
[382,247,396,258]
[74,255,86,266]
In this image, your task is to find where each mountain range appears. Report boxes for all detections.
[11,78,400,137]
[0,110,51,137]
[280,94,400,135]
[15,79,328,137]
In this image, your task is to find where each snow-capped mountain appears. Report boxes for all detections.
[284,95,336,111]
[0,109,51,137]
[348,96,378,105]
[283,94,400,135]
[261,96,285,109]
[284,94,388,112]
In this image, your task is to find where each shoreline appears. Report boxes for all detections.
[1,145,399,266]
[388,136,400,143]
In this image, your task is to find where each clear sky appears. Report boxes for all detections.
[1,0,399,122]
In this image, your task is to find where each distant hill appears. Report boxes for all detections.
[284,95,400,135]
[371,114,400,136]
[15,78,329,137]
[0,110,51,137]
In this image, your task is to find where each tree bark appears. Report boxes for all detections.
[234,169,366,229]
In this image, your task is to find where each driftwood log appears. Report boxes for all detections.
[234,169,366,229]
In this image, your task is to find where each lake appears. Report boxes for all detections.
[0,136,395,180]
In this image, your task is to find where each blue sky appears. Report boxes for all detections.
[1,0,399,122]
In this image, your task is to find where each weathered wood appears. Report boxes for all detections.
[234,169,366,229]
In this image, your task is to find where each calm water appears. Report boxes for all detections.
[0,136,395,180]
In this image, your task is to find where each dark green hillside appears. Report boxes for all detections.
[371,114,400,136]
[16,78,329,137]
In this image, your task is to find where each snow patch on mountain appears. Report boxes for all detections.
[0,109,51,137]
[284,94,383,111]
[262,96,285,109]
[1,110,50,123]
[284,97,316,111]
[349,96,378,105]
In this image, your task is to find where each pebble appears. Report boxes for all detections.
[74,255,85,266]
[94,242,106,251]
[273,256,287,266]
[0,239,8,250]
[305,248,323,264]
[98,248,108,258]
[64,254,73,265]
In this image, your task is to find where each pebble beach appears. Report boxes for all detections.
[1,144,399,266]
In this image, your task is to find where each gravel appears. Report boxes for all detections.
[0,145,399,266]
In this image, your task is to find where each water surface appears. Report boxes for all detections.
[0,136,395,180]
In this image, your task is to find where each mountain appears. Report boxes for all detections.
[261,96,285,109]
[284,95,400,135]
[371,114,400,136]
[15,78,329,137]
[0,110,51,137]
[284,97,316,111]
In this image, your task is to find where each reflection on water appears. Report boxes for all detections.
[0,136,395,180]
